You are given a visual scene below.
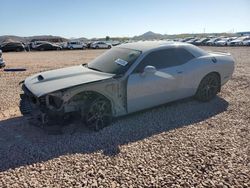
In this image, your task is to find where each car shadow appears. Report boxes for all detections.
[0,96,228,172]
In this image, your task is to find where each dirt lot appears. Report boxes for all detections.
[0,47,249,187]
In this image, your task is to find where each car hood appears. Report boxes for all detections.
[24,65,114,97]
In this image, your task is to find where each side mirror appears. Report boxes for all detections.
[143,65,156,75]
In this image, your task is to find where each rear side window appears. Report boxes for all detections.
[135,48,194,72]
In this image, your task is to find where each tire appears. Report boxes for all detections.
[195,73,220,102]
[83,98,112,131]
[108,45,111,49]
[95,45,99,49]
[40,48,44,51]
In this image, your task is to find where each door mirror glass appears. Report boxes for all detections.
[143,65,156,74]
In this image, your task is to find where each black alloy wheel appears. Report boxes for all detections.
[195,73,220,102]
[84,98,112,131]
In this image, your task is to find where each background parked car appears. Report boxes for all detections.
[180,37,194,42]
[186,38,200,45]
[33,43,62,51]
[214,38,233,46]
[243,38,250,46]
[0,50,5,68]
[90,41,112,49]
[31,41,49,49]
[194,38,210,46]
[206,38,221,46]
[0,42,25,52]
[228,36,250,46]
[67,41,86,50]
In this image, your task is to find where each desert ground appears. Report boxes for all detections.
[0,47,249,187]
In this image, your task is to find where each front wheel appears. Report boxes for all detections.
[195,73,220,102]
[83,98,112,131]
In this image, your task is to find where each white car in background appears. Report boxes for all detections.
[228,36,250,46]
[214,38,235,46]
[67,41,86,50]
[242,38,250,46]
[20,41,235,131]
[206,38,222,46]
[90,41,112,49]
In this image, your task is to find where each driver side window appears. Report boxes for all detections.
[134,49,173,73]
[134,48,194,73]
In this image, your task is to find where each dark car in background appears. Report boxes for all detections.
[33,43,62,51]
[0,50,5,68]
[180,37,195,42]
[0,42,25,52]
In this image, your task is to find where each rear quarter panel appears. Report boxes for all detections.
[208,52,235,85]
[178,53,234,97]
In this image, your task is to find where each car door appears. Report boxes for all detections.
[127,48,194,113]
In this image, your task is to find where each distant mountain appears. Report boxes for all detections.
[0,31,241,44]
[72,37,89,42]
[0,35,28,43]
[0,35,68,44]
[27,35,68,42]
[133,31,165,40]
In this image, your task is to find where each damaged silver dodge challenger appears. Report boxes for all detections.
[20,41,234,131]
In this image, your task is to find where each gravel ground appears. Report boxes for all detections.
[0,47,249,187]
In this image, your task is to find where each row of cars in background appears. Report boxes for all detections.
[0,40,114,52]
[0,35,249,52]
[180,36,250,46]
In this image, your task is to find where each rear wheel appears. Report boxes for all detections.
[83,98,112,131]
[195,73,220,102]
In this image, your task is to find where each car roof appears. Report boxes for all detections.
[117,41,207,57]
[118,41,190,51]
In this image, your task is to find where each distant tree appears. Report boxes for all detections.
[106,36,110,41]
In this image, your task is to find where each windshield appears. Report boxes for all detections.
[87,48,141,75]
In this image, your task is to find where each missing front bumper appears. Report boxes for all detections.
[20,94,49,125]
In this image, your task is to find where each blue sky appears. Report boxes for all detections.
[1,0,249,38]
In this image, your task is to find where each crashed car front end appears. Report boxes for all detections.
[18,64,128,126]
[20,84,65,124]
